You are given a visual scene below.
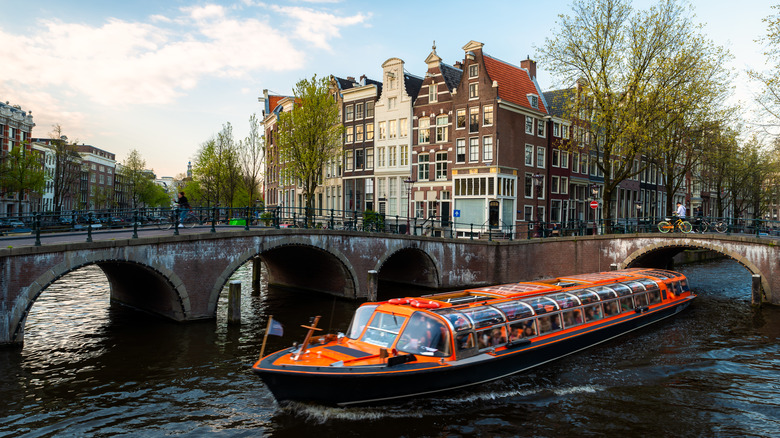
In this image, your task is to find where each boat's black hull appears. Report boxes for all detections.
[253,298,692,406]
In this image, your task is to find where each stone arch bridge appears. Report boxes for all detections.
[1,230,777,347]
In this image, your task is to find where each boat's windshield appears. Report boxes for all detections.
[361,312,407,348]
[346,305,377,339]
[396,312,451,357]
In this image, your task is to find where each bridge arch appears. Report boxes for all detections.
[374,245,441,294]
[621,240,770,299]
[9,255,188,344]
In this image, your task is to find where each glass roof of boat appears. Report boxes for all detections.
[469,283,551,296]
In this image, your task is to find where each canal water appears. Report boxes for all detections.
[1,259,778,437]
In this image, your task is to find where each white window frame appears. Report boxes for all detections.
[525,116,534,134]
[482,136,493,162]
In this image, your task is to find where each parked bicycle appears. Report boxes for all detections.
[157,210,200,229]
[657,216,693,233]
[695,217,728,233]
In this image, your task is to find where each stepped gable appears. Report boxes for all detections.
[439,62,462,92]
[483,54,547,114]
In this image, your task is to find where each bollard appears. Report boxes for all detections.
[610,263,618,271]
[251,257,262,296]
[752,274,762,308]
[132,210,139,239]
[87,212,93,242]
[367,270,378,302]
[228,280,242,324]
[34,213,41,247]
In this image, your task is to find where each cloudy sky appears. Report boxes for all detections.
[1,0,774,177]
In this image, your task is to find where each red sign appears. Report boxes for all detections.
[590,200,599,209]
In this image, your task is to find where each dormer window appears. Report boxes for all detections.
[528,94,539,109]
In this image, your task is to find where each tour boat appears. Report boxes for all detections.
[252,268,694,406]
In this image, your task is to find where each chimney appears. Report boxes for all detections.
[454,61,463,70]
[520,56,536,80]
[360,74,367,86]
[347,76,355,83]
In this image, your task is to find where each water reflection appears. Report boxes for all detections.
[1,259,779,436]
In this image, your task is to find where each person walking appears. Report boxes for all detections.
[676,202,686,219]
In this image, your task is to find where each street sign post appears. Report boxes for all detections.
[590,200,599,209]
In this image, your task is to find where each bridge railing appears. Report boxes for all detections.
[3,206,780,243]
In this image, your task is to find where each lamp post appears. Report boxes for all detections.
[635,201,642,233]
[533,173,543,237]
[591,183,599,235]
[403,177,415,235]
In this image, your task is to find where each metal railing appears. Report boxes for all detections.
[1,206,779,245]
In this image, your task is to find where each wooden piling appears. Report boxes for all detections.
[228,280,241,324]
[367,270,378,302]
[251,257,261,296]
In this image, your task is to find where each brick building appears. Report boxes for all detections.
[0,101,36,215]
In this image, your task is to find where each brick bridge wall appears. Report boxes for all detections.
[1,230,777,346]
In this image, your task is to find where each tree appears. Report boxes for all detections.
[240,114,264,205]
[540,0,731,226]
[192,123,242,209]
[698,126,740,217]
[120,149,150,209]
[49,124,81,213]
[748,5,780,126]
[276,74,343,223]
[0,142,45,213]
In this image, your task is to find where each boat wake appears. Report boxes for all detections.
[439,383,604,404]
[281,402,425,424]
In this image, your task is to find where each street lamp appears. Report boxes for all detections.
[635,201,642,232]
[533,173,544,237]
[591,183,599,235]
[403,177,415,235]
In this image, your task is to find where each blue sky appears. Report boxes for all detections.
[0,0,774,177]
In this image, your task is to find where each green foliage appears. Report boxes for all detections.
[192,123,242,207]
[0,143,45,211]
[749,5,780,123]
[362,210,385,232]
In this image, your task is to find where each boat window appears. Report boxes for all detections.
[461,307,506,329]
[589,286,617,300]
[572,289,600,304]
[584,304,604,322]
[548,293,581,309]
[603,300,620,317]
[675,281,684,294]
[492,300,534,321]
[634,293,649,307]
[611,283,634,296]
[361,312,407,348]
[435,309,473,331]
[620,297,635,312]
[522,296,559,315]
[622,281,646,294]
[648,289,662,304]
[680,278,689,291]
[645,270,674,279]
[562,309,584,328]
[537,313,562,334]
[346,305,378,339]
[456,332,475,350]
[508,319,537,340]
[477,326,507,349]
[637,278,660,290]
[396,312,450,357]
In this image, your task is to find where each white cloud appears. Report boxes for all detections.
[269,5,369,50]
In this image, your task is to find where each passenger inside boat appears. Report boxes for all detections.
[396,313,450,356]
[584,305,603,321]
[604,301,620,316]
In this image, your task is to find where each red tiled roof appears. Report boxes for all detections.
[483,55,547,114]
[268,95,285,112]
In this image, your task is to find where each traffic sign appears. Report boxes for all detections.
[590,200,599,209]
[453,209,461,218]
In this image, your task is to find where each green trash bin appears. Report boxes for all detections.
[228,219,246,226]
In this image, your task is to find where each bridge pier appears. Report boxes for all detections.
[752,274,762,308]
[251,257,262,296]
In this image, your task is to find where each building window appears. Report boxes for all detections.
[388,97,397,109]
[355,149,365,170]
[536,146,545,168]
[572,152,580,173]
[456,109,466,129]
[469,107,479,133]
[389,145,397,167]
[537,119,546,137]
[560,177,569,194]
[356,103,364,120]
[530,95,539,109]
[524,205,533,222]
[379,122,386,140]
[525,144,533,166]
[469,137,479,162]
[418,154,430,181]
[525,116,534,134]
[552,149,560,167]
[551,175,560,194]
[469,64,478,78]
[562,124,570,139]
[377,146,386,167]
[553,122,561,137]
[345,105,354,122]
[389,119,397,138]
[400,118,408,138]
[418,118,430,144]
[483,136,493,161]
[483,105,493,126]
[346,150,353,171]
[435,151,448,180]
[561,151,569,169]
[366,123,374,140]
[525,173,533,198]
[429,83,437,103]
[436,115,448,143]
[456,138,466,163]
[366,148,374,170]
[366,101,374,118]
[345,126,354,143]
[400,145,408,166]
[469,83,478,99]
[356,124,364,142]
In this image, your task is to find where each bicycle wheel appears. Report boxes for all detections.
[699,221,708,233]
[680,221,693,233]
[714,221,728,233]
[183,214,199,228]
[658,221,672,233]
